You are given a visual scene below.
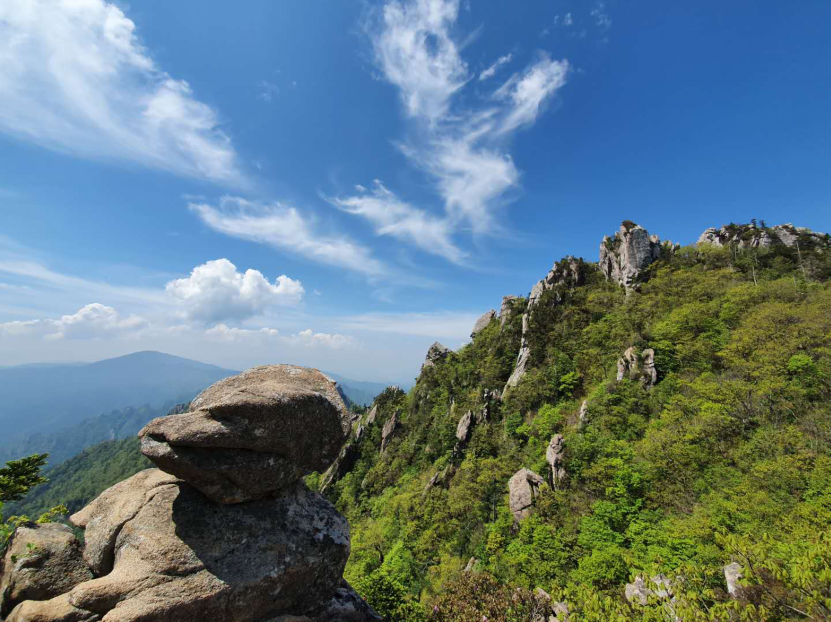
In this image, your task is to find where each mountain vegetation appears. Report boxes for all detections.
[4,222,829,620]
[316,223,831,620]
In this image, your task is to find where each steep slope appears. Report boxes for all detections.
[0,351,235,447]
[320,221,831,621]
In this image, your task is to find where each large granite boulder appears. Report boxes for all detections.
[616,347,658,388]
[380,411,398,454]
[599,222,668,290]
[724,562,743,598]
[508,468,545,522]
[0,523,92,617]
[139,365,350,504]
[8,471,351,622]
[499,295,519,327]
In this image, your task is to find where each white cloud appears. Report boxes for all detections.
[0,303,147,340]
[495,56,569,135]
[205,323,358,349]
[563,12,574,26]
[165,258,303,323]
[190,197,389,278]
[591,3,612,30]
[371,0,468,122]
[0,0,246,185]
[330,180,466,263]
[352,0,569,251]
[258,80,279,102]
[479,53,513,81]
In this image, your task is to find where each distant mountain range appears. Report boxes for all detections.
[0,351,393,466]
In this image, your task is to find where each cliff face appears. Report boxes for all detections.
[2,365,380,622]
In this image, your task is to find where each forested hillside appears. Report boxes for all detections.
[318,222,831,621]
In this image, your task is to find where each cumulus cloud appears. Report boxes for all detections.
[205,323,358,349]
[0,303,147,340]
[190,197,388,278]
[330,180,466,263]
[479,53,513,81]
[165,259,303,323]
[0,0,246,185]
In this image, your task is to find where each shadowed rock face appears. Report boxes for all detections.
[599,223,664,290]
[139,365,350,504]
[0,524,92,617]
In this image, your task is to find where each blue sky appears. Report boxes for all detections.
[1,0,829,382]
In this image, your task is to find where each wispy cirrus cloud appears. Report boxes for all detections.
[0,0,247,186]
[189,196,389,278]
[336,0,569,258]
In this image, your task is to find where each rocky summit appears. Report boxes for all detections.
[2,365,380,622]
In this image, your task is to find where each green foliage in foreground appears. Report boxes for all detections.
[5,437,151,519]
[325,239,831,620]
[0,453,66,548]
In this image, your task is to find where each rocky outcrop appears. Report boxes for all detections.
[6,365,378,622]
[616,347,658,388]
[471,310,496,338]
[600,222,671,290]
[546,434,566,489]
[422,342,451,371]
[505,258,588,391]
[508,468,545,522]
[534,588,569,622]
[625,574,674,605]
[455,410,474,445]
[0,524,92,617]
[577,400,589,431]
[380,411,398,454]
[499,295,518,327]
[698,222,830,249]
[138,365,350,505]
[724,562,743,598]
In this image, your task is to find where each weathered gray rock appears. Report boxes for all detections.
[0,524,93,617]
[421,342,451,371]
[546,434,566,489]
[455,410,474,444]
[600,222,666,290]
[577,400,589,431]
[724,562,743,598]
[138,365,350,504]
[508,468,545,522]
[365,405,378,426]
[616,347,657,387]
[265,580,382,621]
[6,593,98,622]
[380,412,398,454]
[698,223,829,249]
[625,575,674,605]
[499,295,519,327]
[642,348,657,387]
[319,439,362,494]
[471,310,496,338]
[505,258,587,391]
[37,470,350,622]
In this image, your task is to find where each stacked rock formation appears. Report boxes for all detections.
[546,434,566,489]
[3,365,380,622]
[599,222,670,290]
[505,257,588,391]
[616,346,658,388]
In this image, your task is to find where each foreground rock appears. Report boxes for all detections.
[7,365,379,622]
[0,524,92,617]
[139,365,350,504]
[508,468,545,522]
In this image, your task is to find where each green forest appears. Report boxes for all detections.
[4,224,830,621]
[316,225,831,620]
